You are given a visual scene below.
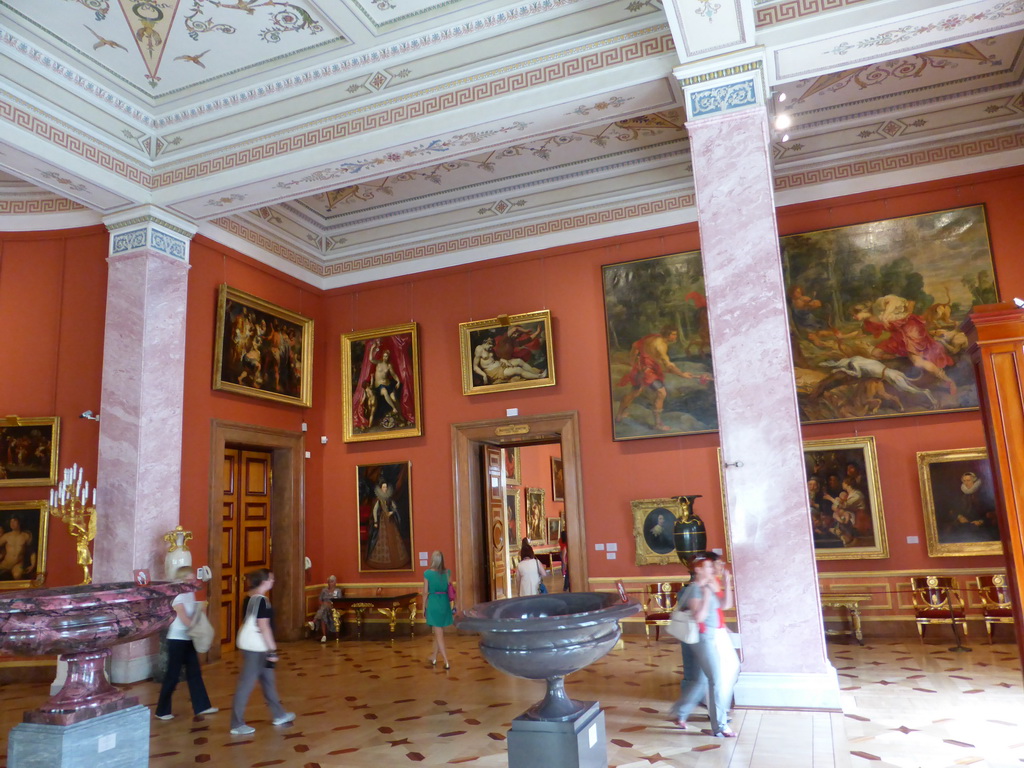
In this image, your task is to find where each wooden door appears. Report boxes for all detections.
[221,447,273,650]
[483,444,512,600]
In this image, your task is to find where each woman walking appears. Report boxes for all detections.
[515,539,547,596]
[668,554,737,738]
[230,569,295,735]
[154,566,218,721]
[423,551,453,669]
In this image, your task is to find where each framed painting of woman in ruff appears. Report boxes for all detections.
[357,462,414,573]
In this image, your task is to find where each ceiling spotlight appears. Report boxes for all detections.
[778,92,787,103]
[782,134,790,142]
[774,113,792,130]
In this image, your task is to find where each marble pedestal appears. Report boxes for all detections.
[7,705,149,768]
[507,702,605,768]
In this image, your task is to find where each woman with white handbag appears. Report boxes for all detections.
[667,554,737,738]
[230,569,295,736]
[154,567,218,721]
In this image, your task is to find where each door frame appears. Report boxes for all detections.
[208,420,305,659]
[451,411,587,608]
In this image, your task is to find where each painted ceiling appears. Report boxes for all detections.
[1,0,1023,287]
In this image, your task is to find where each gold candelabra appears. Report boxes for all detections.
[48,463,97,585]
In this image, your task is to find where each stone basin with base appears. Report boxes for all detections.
[0,581,194,768]
[457,592,639,768]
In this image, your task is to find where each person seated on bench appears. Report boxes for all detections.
[309,575,343,642]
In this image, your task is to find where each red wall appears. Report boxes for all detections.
[2,166,1022,592]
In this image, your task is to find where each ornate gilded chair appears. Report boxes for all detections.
[643,581,684,642]
[910,576,967,640]
[976,574,1014,643]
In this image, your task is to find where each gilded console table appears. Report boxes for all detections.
[820,593,870,645]
[331,593,419,638]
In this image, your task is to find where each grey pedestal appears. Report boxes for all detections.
[7,705,150,768]
[508,702,606,768]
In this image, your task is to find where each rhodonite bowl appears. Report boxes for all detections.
[456,592,639,721]
[0,581,194,724]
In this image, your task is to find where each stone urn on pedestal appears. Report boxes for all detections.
[457,592,639,768]
[0,581,194,768]
[162,525,193,580]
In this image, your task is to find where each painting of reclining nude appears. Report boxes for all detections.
[458,310,555,396]
[784,205,997,423]
[602,250,717,439]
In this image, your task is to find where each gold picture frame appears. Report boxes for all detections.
[356,461,414,573]
[458,310,555,396]
[0,417,60,487]
[917,447,1001,557]
[0,500,49,589]
[340,323,423,443]
[212,284,314,407]
[524,487,546,545]
[631,497,683,566]
[804,436,888,560]
[504,446,521,485]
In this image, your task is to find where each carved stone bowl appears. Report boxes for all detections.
[457,592,639,721]
[0,581,194,723]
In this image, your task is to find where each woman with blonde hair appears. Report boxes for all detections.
[154,566,218,721]
[423,551,453,669]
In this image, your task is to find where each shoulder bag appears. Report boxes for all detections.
[236,595,269,652]
[188,600,216,654]
[666,604,699,644]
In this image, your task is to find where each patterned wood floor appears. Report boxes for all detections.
[1,630,1021,767]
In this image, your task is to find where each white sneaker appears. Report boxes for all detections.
[307,621,315,630]
[230,725,255,735]
[155,713,174,721]
[198,707,219,715]
[320,635,327,643]
[272,712,296,726]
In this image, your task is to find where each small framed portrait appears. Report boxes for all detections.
[213,284,314,407]
[546,517,562,544]
[356,462,414,572]
[341,323,423,443]
[458,310,555,396]
[0,417,60,487]
[0,501,49,589]
[631,498,682,566]
[505,489,520,547]
[504,447,521,485]
[524,487,546,545]
[803,436,888,560]
[550,456,564,502]
[917,447,1001,557]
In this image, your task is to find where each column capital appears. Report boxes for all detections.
[674,48,768,123]
[103,206,198,264]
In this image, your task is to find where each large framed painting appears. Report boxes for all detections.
[0,417,59,487]
[505,489,520,548]
[546,517,562,545]
[602,251,716,440]
[458,310,555,396]
[630,497,683,566]
[356,462,413,572]
[0,500,49,588]
[550,456,564,501]
[804,436,888,560]
[213,285,314,407]
[783,205,996,424]
[524,487,546,545]
[341,323,422,443]
[917,447,1000,557]
[504,447,521,485]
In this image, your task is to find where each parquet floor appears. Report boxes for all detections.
[1,630,1022,767]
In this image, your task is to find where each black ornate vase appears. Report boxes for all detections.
[673,495,706,567]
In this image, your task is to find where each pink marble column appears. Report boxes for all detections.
[96,208,194,683]
[687,104,839,708]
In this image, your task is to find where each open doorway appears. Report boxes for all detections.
[451,411,587,609]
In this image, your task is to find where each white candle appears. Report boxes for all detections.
[77,466,83,484]
[50,489,55,506]
[83,481,89,501]
[91,488,96,506]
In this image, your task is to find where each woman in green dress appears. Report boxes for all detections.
[424,550,453,669]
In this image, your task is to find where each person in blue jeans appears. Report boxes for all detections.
[668,554,737,738]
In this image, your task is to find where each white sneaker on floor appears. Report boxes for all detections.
[307,621,315,630]
[198,707,219,715]
[320,635,327,643]
[230,725,255,735]
[154,713,174,721]
[272,712,296,726]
